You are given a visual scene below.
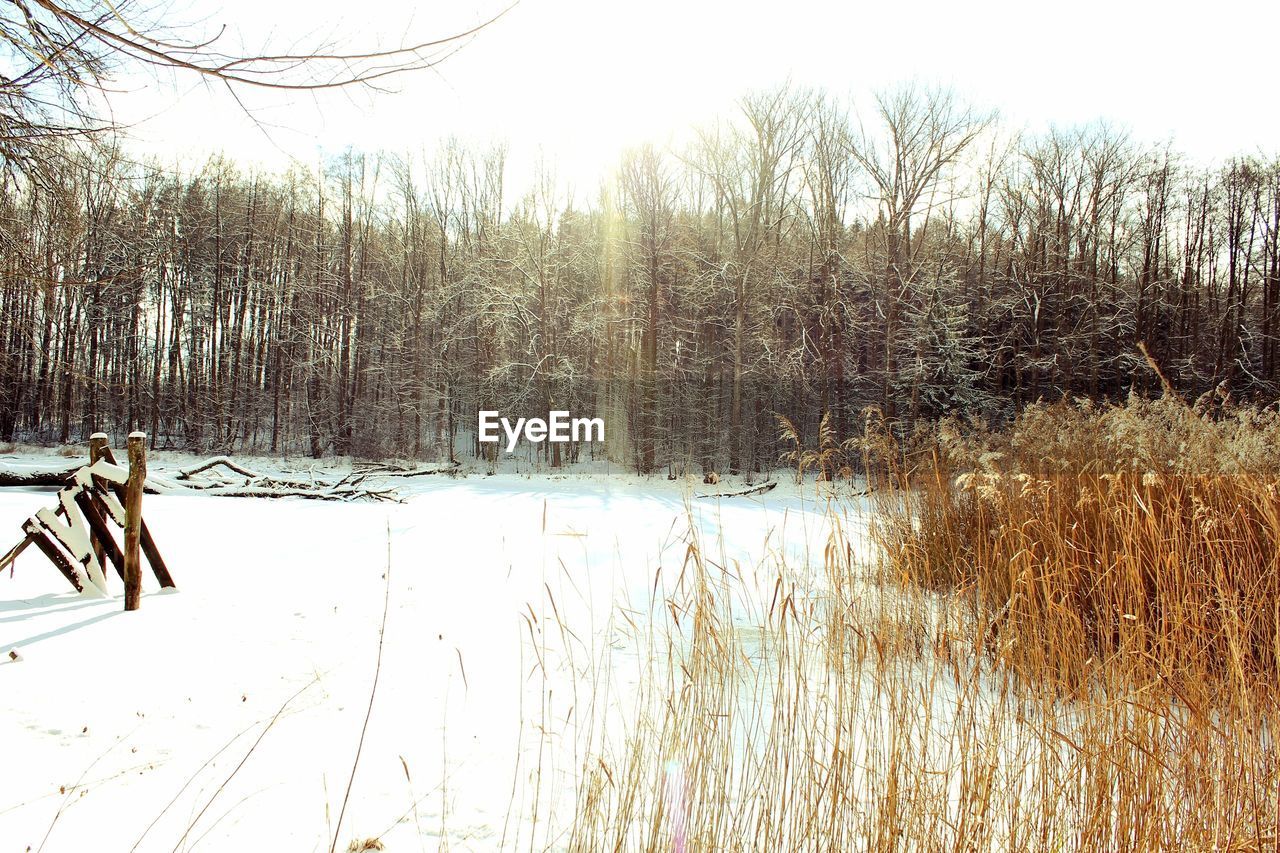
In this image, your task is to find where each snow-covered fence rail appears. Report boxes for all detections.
[0,433,174,609]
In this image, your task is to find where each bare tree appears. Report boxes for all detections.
[690,86,807,471]
[0,0,513,180]
[619,145,674,473]
[847,84,993,421]
[3,87,1278,470]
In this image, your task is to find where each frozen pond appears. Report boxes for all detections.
[0,453,866,850]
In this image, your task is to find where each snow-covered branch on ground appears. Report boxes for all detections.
[197,484,400,502]
[173,457,404,502]
[694,481,778,499]
[351,461,461,478]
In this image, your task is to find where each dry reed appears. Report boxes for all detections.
[555,396,1278,850]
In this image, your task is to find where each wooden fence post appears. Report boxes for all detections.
[88,433,108,572]
[88,433,109,471]
[93,443,175,589]
[73,490,125,580]
[123,432,146,611]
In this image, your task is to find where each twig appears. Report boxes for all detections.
[131,688,317,851]
[330,519,394,853]
[38,725,142,852]
[170,676,318,852]
[175,456,263,481]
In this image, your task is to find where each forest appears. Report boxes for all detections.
[3,86,1278,473]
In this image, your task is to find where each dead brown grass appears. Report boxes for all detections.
[877,398,1280,698]
[560,396,1279,851]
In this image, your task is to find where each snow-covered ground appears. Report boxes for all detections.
[0,448,867,851]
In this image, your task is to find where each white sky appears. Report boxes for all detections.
[111,0,1280,193]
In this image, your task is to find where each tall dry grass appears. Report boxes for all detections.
[558,395,1278,851]
[867,394,1280,847]
[876,397,1280,697]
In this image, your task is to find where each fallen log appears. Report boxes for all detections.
[0,467,77,488]
[694,481,778,499]
[174,456,318,488]
[4,455,414,503]
[176,457,411,501]
[175,456,261,481]
[353,461,461,478]
[0,463,172,493]
[199,485,401,502]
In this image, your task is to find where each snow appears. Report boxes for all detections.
[0,448,866,850]
[80,459,129,486]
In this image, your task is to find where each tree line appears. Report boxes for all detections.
[2,86,1279,473]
